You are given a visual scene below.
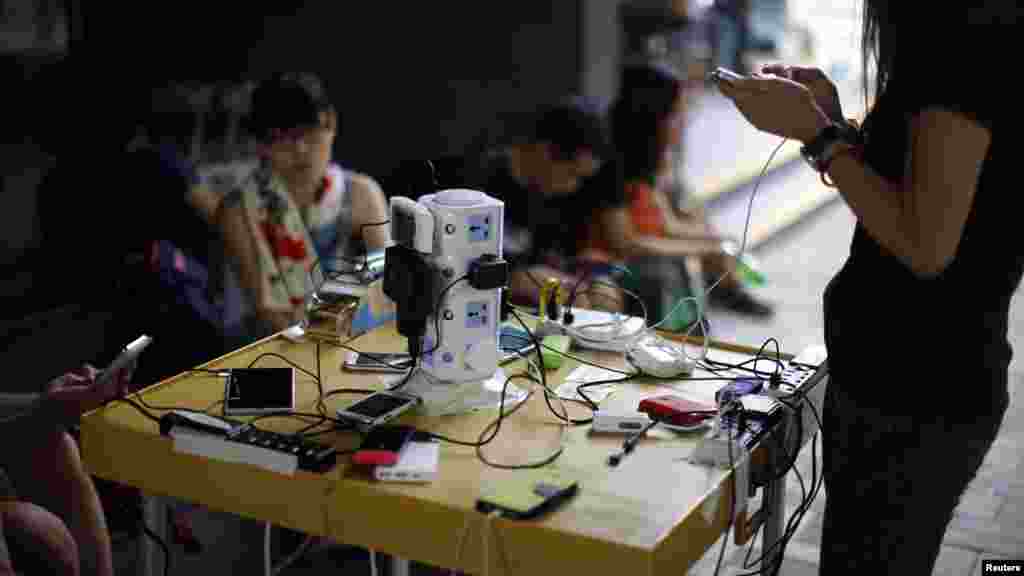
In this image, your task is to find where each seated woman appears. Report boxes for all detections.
[583,62,773,331]
[205,73,391,338]
[468,97,625,313]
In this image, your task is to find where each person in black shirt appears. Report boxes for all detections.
[471,97,627,311]
[718,4,1020,574]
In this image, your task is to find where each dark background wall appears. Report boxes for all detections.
[3,0,622,271]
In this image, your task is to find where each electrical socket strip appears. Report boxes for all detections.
[160,411,337,475]
[763,361,826,398]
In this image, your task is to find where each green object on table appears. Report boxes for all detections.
[620,266,701,333]
[735,254,766,287]
[722,241,766,287]
[540,334,572,370]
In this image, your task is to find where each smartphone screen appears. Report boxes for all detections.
[224,368,294,414]
[347,352,413,372]
[359,425,415,452]
[345,393,416,419]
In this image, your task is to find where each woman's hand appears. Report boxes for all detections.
[761,64,844,123]
[42,363,135,423]
[717,73,832,143]
[259,307,302,333]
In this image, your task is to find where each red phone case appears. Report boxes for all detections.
[352,450,400,466]
[352,426,415,467]
[638,395,717,427]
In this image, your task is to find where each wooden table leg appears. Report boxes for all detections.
[137,494,167,576]
[390,554,411,576]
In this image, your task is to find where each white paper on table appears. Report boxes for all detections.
[554,364,624,404]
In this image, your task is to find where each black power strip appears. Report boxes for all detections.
[159,411,337,474]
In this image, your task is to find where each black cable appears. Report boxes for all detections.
[607,417,659,467]
[425,276,469,356]
[473,386,565,470]
[509,309,593,425]
[753,338,784,380]
[323,388,378,399]
[575,374,638,412]
[424,373,532,448]
[736,395,824,575]
[314,340,326,417]
[712,402,741,576]
[702,355,785,377]
[113,396,163,423]
[246,353,319,381]
[141,523,171,576]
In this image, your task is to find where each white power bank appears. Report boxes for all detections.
[373,441,440,483]
[591,410,653,434]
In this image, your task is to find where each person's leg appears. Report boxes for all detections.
[0,501,79,576]
[5,432,112,576]
[820,382,1006,575]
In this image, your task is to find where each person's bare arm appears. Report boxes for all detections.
[827,108,990,277]
[598,207,727,259]
[347,172,392,251]
[186,183,224,227]
[220,204,293,331]
[509,266,573,307]
[652,188,730,242]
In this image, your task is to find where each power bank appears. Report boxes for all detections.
[373,441,440,483]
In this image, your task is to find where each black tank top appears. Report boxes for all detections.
[823,56,1021,415]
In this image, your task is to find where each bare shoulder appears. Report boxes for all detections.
[346,171,385,196]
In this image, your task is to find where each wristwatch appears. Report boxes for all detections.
[801,121,861,173]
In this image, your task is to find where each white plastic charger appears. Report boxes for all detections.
[625,334,696,377]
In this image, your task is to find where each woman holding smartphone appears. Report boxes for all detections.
[716,3,1019,574]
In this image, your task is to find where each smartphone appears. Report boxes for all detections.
[476,471,579,519]
[95,335,153,388]
[343,351,414,373]
[352,425,416,466]
[709,67,745,84]
[223,368,296,416]
[336,390,420,428]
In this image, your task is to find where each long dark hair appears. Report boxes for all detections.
[861,2,1015,108]
[611,62,682,182]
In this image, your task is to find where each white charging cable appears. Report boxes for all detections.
[651,138,790,363]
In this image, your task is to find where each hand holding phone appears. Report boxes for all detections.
[42,335,150,422]
[709,67,745,85]
[94,335,151,394]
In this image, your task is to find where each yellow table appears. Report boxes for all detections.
[80,323,826,576]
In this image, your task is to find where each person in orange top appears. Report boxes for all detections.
[583,62,773,327]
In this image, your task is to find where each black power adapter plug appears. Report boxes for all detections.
[469,254,510,290]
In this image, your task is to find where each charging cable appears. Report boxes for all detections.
[651,138,790,366]
[607,417,659,467]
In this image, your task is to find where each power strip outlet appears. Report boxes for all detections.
[161,412,337,475]
[763,346,828,398]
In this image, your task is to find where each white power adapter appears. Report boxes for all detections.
[592,410,653,434]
